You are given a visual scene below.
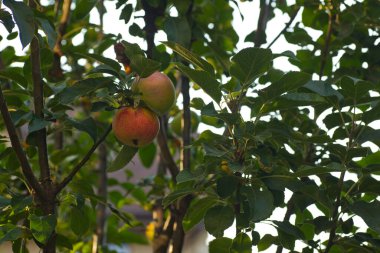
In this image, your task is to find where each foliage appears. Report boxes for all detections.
[0,0,380,252]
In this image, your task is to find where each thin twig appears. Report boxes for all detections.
[0,88,45,199]
[157,120,179,179]
[180,75,191,171]
[55,124,112,194]
[266,6,300,49]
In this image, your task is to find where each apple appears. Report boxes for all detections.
[170,110,200,137]
[133,71,176,115]
[112,106,160,147]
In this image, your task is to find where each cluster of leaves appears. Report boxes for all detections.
[0,0,380,253]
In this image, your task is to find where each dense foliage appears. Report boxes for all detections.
[0,0,380,252]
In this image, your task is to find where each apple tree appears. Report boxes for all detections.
[0,0,380,253]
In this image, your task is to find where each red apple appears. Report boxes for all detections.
[112,106,160,147]
[133,72,176,115]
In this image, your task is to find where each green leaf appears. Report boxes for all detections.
[259,72,311,102]
[362,102,380,124]
[164,17,191,48]
[7,31,18,40]
[107,204,137,226]
[209,237,233,253]
[0,225,28,244]
[273,50,299,61]
[145,0,159,7]
[130,54,161,78]
[0,9,15,33]
[204,205,234,238]
[162,187,193,208]
[323,112,351,129]
[176,170,197,184]
[163,41,214,75]
[3,0,34,48]
[350,200,380,234]
[29,214,57,244]
[66,117,98,142]
[304,80,343,100]
[176,63,222,103]
[73,0,98,19]
[201,102,240,126]
[294,165,344,177]
[119,4,133,24]
[277,230,295,250]
[337,76,373,100]
[12,238,28,253]
[0,69,28,88]
[138,143,156,168]
[121,41,145,58]
[70,207,90,236]
[131,187,147,204]
[257,234,276,251]
[108,145,138,172]
[230,47,272,85]
[28,115,50,133]
[357,151,380,168]
[56,234,73,250]
[231,233,252,253]
[273,221,305,240]
[241,186,274,222]
[217,176,238,198]
[183,197,218,232]
[114,229,149,244]
[77,53,121,72]
[300,223,315,241]
[0,196,11,208]
[50,77,113,105]
[88,65,121,78]
[11,195,33,213]
[36,17,57,49]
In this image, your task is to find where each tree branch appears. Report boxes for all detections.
[323,170,345,253]
[180,75,191,171]
[93,143,107,253]
[319,9,334,79]
[254,0,273,48]
[0,88,45,199]
[275,198,295,253]
[50,0,71,81]
[266,6,300,49]
[29,0,51,186]
[55,124,112,194]
[153,212,175,253]
[170,2,195,252]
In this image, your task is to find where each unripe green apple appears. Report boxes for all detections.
[112,106,160,147]
[133,72,176,115]
[170,111,200,137]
